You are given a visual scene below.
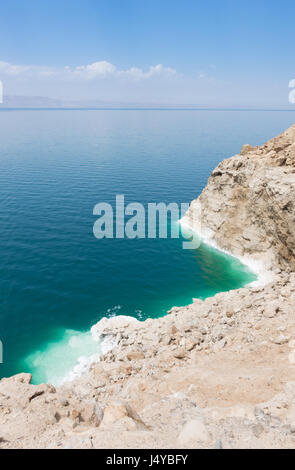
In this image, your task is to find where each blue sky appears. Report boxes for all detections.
[0,0,294,106]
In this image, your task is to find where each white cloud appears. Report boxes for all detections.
[0,59,177,82]
[119,63,176,80]
[0,61,58,78]
[0,61,31,76]
[74,61,176,81]
[74,61,117,78]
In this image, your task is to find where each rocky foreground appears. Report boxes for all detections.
[1,125,295,449]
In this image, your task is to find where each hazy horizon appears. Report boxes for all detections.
[2,94,295,110]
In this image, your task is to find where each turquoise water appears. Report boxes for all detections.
[0,109,294,384]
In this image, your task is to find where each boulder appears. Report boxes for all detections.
[178,419,210,445]
[100,401,147,430]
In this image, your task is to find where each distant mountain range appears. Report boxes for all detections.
[1,95,294,110]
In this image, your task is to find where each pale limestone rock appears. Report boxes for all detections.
[10,373,32,384]
[181,124,295,272]
[100,401,146,430]
[240,144,257,155]
[185,339,196,351]
[273,334,290,345]
[252,423,264,438]
[178,419,210,445]
[126,351,145,361]
[264,303,279,318]
[78,402,103,427]
[288,350,295,364]
[173,348,186,359]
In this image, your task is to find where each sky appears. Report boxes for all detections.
[0,0,294,106]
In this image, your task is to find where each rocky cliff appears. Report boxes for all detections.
[182,124,295,274]
[1,125,295,449]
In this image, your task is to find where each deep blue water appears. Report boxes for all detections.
[0,109,294,384]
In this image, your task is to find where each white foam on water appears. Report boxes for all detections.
[106,305,122,317]
[178,217,271,287]
[23,325,117,386]
[23,308,131,386]
[23,329,98,386]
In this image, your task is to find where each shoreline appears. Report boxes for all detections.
[179,217,272,288]
[49,244,256,387]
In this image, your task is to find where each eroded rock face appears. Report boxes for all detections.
[182,124,295,273]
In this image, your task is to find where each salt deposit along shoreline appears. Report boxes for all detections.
[179,217,270,288]
[1,124,295,449]
[53,242,256,387]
